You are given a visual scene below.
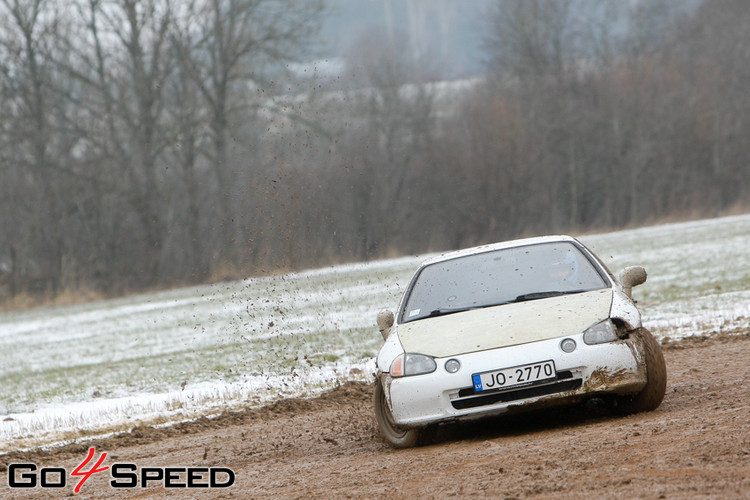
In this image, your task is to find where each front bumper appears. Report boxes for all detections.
[383,334,647,428]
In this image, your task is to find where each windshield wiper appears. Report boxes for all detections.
[428,299,516,318]
[427,291,588,318]
[428,306,475,318]
[514,290,587,302]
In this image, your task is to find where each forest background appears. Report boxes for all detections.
[1,0,747,304]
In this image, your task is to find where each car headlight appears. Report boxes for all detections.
[390,353,437,377]
[583,320,618,345]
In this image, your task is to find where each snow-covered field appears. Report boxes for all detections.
[2,214,750,451]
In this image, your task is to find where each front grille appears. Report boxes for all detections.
[451,371,582,410]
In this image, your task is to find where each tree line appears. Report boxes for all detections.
[1,0,748,302]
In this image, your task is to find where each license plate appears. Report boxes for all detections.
[472,360,556,392]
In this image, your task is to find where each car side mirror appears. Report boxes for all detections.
[618,266,647,299]
[376,310,395,340]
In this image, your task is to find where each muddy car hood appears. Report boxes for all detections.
[397,289,613,358]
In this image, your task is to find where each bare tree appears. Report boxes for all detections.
[484,0,575,84]
[339,29,437,259]
[170,0,324,269]
[0,0,69,293]
[161,50,213,280]
[57,0,176,286]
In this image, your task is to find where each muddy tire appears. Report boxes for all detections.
[616,327,667,413]
[374,379,425,448]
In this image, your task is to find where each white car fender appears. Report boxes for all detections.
[376,326,404,373]
[611,288,642,330]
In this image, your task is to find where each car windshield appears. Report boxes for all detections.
[400,241,608,323]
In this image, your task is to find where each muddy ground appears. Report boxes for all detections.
[1,333,749,499]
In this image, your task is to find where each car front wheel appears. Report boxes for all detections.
[374,378,425,448]
[616,327,667,413]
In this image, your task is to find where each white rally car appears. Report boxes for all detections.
[374,235,666,448]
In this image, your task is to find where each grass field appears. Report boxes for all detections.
[2,214,749,451]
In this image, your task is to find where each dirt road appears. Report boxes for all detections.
[2,333,749,499]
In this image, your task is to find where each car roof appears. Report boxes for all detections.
[417,235,582,268]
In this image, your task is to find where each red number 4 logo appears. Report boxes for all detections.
[70,447,109,493]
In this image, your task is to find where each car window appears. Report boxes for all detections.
[400,242,608,323]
